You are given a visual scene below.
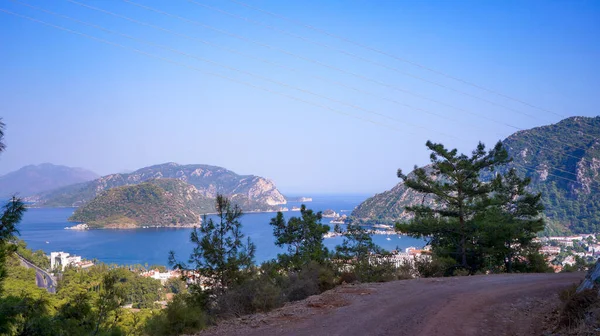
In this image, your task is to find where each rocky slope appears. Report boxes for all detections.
[28,163,286,211]
[0,163,98,197]
[352,116,600,233]
[69,179,211,228]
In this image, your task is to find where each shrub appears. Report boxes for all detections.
[512,252,553,273]
[353,259,397,283]
[144,294,207,336]
[414,255,455,278]
[284,261,335,302]
[216,276,284,317]
[339,271,358,284]
[559,289,600,327]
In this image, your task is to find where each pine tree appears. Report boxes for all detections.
[396,140,510,271]
[170,195,255,296]
[334,222,381,262]
[476,168,545,272]
[0,119,27,295]
[270,205,330,270]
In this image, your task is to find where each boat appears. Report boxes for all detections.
[386,236,391,241]
[45,241,49,244]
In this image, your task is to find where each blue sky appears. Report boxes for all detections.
[0,0,599,194]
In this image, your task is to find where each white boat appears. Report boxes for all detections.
[386,237,391,241]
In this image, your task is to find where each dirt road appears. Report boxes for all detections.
[199,273,583,336]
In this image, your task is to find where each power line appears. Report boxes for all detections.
[2,5,596,190]
[227,0,567,120]
[62,0,597,163]
[13,0,457,140]
[118,0,597,153]
[67,0,524,141]
[0,7,396,133]
[187,0,551,123]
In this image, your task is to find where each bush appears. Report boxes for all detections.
[284,261,335,302]
[512,252,553,273]
[339,271,358,284]
[216,276,284,317]
[353,259,397,283]
[414,255,455,278]
[144,294,207,336]
[559,289,600,327]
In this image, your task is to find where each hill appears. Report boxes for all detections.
[351,116,600,234]
[28,162,286,211]
[0,163,98,197]
[69,179,212,228]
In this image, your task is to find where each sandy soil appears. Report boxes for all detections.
[196,272,584,336]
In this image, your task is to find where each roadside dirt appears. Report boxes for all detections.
[196,272,584,336]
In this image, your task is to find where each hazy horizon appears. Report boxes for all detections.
[1,0,598,194]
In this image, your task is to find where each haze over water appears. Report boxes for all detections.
[19,195,425,267]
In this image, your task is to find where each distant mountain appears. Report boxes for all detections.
[0,163,99,197]
[69,179,210,228]
[351,116,600,234]
[29,162,286,212]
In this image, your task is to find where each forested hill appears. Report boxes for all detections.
[0,163,98,197]
[69,179,211,228]
[351,116,600,234]
[27,162,286,212]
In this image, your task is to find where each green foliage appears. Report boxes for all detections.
[270,206,330,270]
[0,197,26,296]
[283,261,336,302]
[413,255,456,278]
[396,140,511,271]
[397,141,546,274]
[36,162,284,212]
[144,294,207,336]
[354,117,600,234]
[475,169,545,272]
[14,239,49,270]
[69,179,209,228]
[170,195,255,303]
[215,270,284,317]
[164,277,187,294]
[334,222,382,262]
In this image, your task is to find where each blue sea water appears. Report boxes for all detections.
[17,195,425,267]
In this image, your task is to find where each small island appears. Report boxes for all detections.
[286,196,313,202]
[65,223,89,230]
[322,209,339,218]
[68,179,211,229]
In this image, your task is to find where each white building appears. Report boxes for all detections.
[50,251,82,271]
[141,269,181,284]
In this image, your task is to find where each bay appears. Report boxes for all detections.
[17,195,425,267]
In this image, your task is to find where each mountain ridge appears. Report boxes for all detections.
[27,162,286,212]
[351,116,600,234]
[0,163,99,197]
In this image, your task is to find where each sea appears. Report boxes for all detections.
[17,195,425,267]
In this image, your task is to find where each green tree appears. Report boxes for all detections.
[334,222,381,262]
[270,205,330,270]
[170,195,255,298]
[89,270,128,335]
[0,119,27,295]
[396,140,510,272]
[476,168,545,272]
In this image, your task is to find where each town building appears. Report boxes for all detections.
[50,251,86,271]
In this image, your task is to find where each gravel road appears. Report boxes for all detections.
[198,272,583,336]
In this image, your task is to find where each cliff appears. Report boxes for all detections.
[29,163,286,212]
[351,116,600,233]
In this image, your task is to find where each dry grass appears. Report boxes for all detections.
[548,286,600,335]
